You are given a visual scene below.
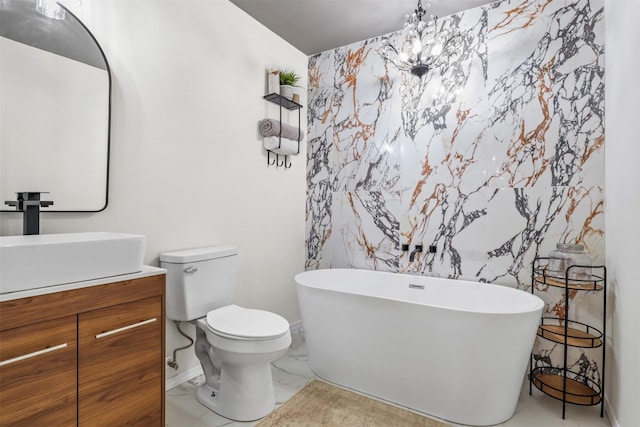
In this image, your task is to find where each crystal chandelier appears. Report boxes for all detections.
[379,0,463,78]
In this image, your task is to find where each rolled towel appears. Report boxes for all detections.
[259,118,305,141]
[263,136,299,155]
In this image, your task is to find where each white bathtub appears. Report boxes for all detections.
[295,268,544,426]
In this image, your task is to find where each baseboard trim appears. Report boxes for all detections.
[604,395,620,427]
[166,365,203,391]
[165,320,303,391]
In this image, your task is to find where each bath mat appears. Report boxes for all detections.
[257,380,450,426]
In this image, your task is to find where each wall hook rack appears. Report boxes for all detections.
[267,151,293,169]
[267,150,276,166]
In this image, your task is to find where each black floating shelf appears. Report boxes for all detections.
[264,93,302,110]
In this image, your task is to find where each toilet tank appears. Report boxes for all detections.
[160,246,237,321]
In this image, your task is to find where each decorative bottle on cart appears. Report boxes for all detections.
[548,243,592,283]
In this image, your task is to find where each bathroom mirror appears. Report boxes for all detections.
[0,0,110,212]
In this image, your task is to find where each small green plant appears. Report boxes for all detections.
[279,69,300,87]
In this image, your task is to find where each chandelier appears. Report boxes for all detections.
[379,0,463,77]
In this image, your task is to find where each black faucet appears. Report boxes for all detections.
[4,192,53,235]
[409,245,423,262]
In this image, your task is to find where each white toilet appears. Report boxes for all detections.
[159,246,292,421]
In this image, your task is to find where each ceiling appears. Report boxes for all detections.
[229,0,497,55]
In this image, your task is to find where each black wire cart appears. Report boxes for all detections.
[530,257,606,419]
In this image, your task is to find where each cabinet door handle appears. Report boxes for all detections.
[0,343,68,367]
[95,317,157,339]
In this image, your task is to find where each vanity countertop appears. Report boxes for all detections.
[0,265,165,302]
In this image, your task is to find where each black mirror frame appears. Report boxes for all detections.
[0,3,111,213]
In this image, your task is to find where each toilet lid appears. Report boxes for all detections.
[206,305,289,339]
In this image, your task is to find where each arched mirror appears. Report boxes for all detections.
[0,0,110,212]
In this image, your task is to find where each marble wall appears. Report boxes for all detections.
[306,0,604,393]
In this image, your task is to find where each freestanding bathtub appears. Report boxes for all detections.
[295,268,544,426]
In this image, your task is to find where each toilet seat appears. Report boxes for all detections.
[206,304,289,340]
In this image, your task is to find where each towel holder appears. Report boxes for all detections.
[263,93,302,168]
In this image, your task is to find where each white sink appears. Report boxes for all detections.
[0,232,145,295]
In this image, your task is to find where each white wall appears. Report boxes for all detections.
[0,0,308,382]
[604,0,640,425]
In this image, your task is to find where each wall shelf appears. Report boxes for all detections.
[263,93,302,110]
[529,257,606,419]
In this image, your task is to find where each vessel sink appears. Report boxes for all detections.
[0,232,145,294]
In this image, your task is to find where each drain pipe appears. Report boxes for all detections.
[167,321,194,370]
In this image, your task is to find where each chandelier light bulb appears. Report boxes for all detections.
[431,42,443,56]
[412,39,422,55]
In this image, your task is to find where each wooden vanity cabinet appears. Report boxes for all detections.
[0,273,165,426]
[79,296,163,425]
[0,316,77,426]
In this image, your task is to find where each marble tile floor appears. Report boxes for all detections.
[166,331,611,427]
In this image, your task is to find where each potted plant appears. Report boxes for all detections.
[279,69,300,100]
